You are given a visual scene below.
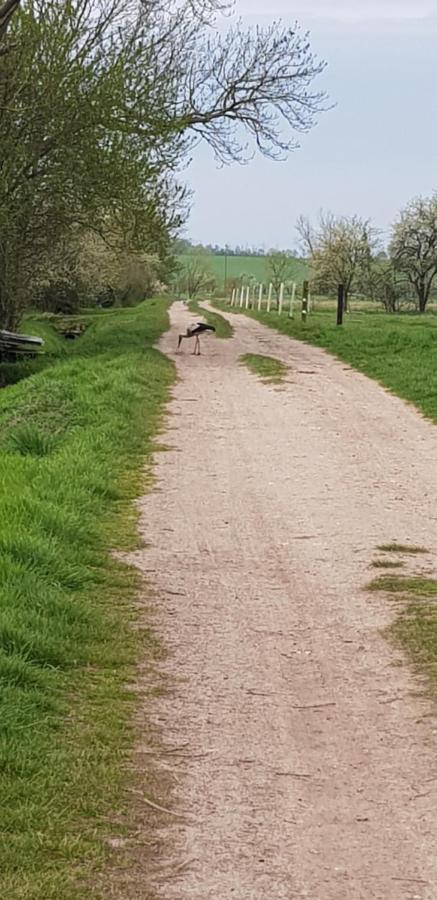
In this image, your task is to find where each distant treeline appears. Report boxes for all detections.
[173,239,300,258]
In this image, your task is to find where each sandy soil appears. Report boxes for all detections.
[123,303,437,899]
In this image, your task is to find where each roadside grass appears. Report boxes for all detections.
[188,299,233,338]
[377,542,429,555]
[371,559,405,569]
[0,299,174,899]
[213,301,437,425]
[0,316,67,388]
[368,576,437,596]
[391,603,437,684]
[240,353,288,384]
[368,573,437,690]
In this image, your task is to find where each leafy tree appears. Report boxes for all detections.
[178,252,216,298]
[297,213,378,310]
[267,250,295,299]
[0,1,184,327]
[364,261,413,313]
[389,194,437,313]
[0,0,327,327]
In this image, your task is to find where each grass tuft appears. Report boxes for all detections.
[377,543,429,555]
[368,575,437,596]
[371,559,405,569]
[240,352,288,384]
[5,423,60,457]
[390,602,437,685]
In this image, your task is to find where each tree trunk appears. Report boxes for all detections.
[0,271,21,331]
[417,281,428,313]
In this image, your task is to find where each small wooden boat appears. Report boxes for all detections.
[0,329,44,360]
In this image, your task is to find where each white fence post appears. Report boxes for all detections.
[278,283,284,315]
[289,282,296,318]
[267,283,273,312]
[239,287,244,308]
[258,283,263,311]
[245,286,250,309]
[230,288,235,306]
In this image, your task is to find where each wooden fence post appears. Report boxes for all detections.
[258,284,263,311]
[245,286,250,309]
[239,287,244,308]
[267,283,273,312]
[302,280,309,322]
[289,282,296,318]
[337,284,344,325]
[278,283,284,315]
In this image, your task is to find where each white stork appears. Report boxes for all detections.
[177,322,215,355]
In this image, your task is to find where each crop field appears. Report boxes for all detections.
[177,253,308,286]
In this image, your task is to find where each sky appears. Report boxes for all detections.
[184,0,437,250]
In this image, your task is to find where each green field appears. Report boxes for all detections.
[0,301,174,899]
[178,253,308,287]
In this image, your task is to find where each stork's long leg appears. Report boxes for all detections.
[193,335,200,355]
[177,334,184,352]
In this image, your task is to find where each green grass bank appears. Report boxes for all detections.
[0,301,174,899]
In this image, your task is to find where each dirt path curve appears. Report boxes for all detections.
[131,303,437,900]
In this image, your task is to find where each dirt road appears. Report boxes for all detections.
[129,304,437,899]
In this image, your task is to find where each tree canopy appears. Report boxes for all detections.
[389,195,437,313]
[0,0,327,327]
[297,213,378,309]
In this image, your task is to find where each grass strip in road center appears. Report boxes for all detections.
[240,352,288,384]
[188,299,234,338]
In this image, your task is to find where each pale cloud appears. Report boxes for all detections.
[238,0,436,23]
